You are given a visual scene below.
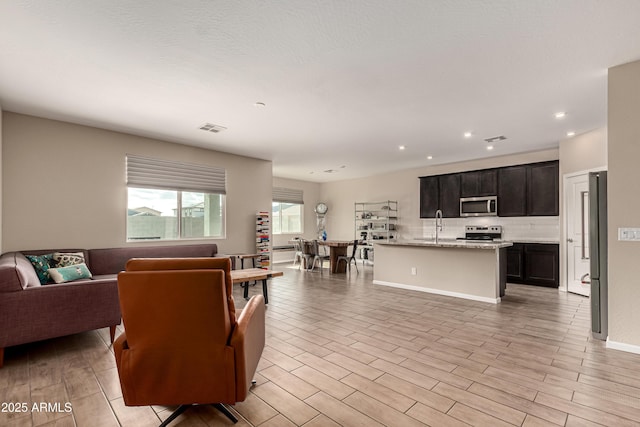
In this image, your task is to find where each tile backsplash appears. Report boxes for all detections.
[417,216,559,242]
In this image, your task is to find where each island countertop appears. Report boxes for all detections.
[375,239,513,250]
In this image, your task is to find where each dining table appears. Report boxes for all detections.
[318,240,354,273]
[292,239,356,273]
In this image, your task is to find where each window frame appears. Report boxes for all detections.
[272,201,304,235]
[126,187,226,242]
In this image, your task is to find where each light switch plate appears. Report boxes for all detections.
[618,227,640,241]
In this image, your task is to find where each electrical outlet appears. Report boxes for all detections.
[411,267,417,275]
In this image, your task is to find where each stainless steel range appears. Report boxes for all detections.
[459,225,503,241]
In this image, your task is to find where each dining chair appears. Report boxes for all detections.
[309,240,330,273]
[300,239,318,271]
[336,240,359,273]
[291,238,304,268]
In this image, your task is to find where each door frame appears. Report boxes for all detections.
[561,167,607,292]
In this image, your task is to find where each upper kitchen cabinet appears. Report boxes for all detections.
[498,165,528,216]
[460,169,497,197]
[438,173,461,218]
[419,174,460,218]
[527,161,559,216]
[420,160,558,219]
[419,176,439,218]
[498,161,559,216]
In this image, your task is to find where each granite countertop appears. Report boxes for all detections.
[376,239,513,250]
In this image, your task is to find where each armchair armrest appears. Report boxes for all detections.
[229,294,265,401]
[113,331,128,370]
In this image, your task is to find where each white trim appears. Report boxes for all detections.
[606,338,640,355]
[373,280,500,304]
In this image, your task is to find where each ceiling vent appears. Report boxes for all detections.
[484,135,507,143]
[199,123,227,133]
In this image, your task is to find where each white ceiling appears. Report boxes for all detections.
[1,1,640,182]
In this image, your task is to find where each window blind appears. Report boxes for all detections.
[272,187,304,204]
[126,155,226,194]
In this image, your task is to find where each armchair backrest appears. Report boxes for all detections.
[125,257,236,328]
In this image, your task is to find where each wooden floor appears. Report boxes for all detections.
[3,263,640,426]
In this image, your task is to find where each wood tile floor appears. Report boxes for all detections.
[3,264,640,426]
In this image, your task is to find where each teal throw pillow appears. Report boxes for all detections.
[48,263,93,284]
[25,254,55,285]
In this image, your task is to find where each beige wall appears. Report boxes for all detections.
[559,127,607,176]
[2,112,272,253]
[608,59,640,348]
[320,149,559,242]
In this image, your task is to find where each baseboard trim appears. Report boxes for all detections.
[373,280,500,304]
[606,338,640,355]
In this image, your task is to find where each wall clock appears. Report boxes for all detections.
[314,202,328,215]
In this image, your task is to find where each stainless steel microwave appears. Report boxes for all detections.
[460,196,498,217]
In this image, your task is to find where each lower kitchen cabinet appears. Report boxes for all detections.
[507,242,559,288]
[506,243,525,282]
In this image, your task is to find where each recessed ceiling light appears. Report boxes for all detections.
[554,111,566,119]
[427,156,433,160]
[254,102,266,107]
[464,132,473,138]
[398,145,406,150]
[566,131,576,137]
[486,145,494,151]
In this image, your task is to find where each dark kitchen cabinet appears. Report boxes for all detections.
[419,160,559,219]
[506,243,525,282]
[419,176,439,218]
[438,173,461,217]
[524,243,559,287]
[461,169,498,197]
[507,242,559,288]
[498,165,527,216]
[527,161,559,216]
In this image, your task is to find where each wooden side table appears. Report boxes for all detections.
[230,253,262,270]
[230,268,283,304]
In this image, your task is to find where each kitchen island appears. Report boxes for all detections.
[373,240,513,303]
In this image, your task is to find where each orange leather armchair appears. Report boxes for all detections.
[113,257,265,426]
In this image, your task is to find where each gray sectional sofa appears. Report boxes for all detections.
[0,243,222,367]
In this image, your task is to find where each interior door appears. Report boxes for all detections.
[566,173,590,296]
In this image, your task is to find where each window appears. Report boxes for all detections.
[272,202,303,234]
[126,155,226,241]
[272,187,304,235]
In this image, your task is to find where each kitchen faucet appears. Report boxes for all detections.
[435,209,443,243]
